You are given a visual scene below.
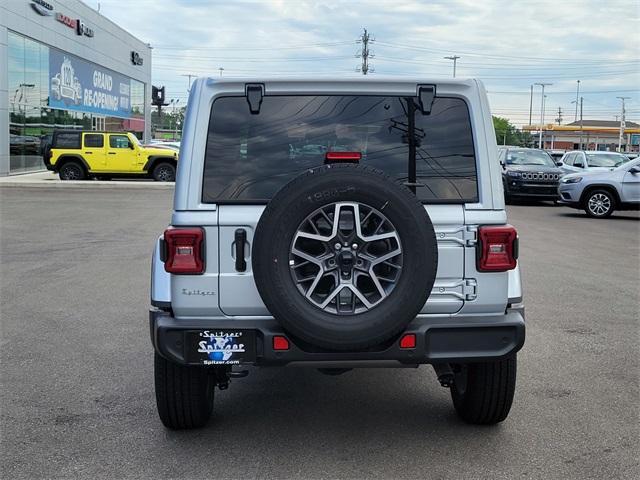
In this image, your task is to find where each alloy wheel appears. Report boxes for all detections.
[289,201,403,315]
[587,193,611,216]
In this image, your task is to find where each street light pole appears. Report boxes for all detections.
[534,83,552,149]
[616,96,630,152]
[444,55,460,78]
[529,84,533,126]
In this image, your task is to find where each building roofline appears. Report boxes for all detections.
[77,0,152,51]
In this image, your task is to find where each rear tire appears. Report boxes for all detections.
[154,353,214,430]
[152,162,176,182]
[58,161,86,181]
[450,356,517,425]
[583,189,615,218]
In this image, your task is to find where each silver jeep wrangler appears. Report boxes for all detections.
[150,78,525,429]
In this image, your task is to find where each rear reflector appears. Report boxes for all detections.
[399,334,416,349]
[273,336,290,351]
[477,225,518,272]
[325,151,362,163]
[163,227,205,274]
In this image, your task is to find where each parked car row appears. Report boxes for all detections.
[498,147,640,218]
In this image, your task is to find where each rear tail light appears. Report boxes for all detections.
[325,151,362,163]
[477,225,518,272]
[163,227,205,274]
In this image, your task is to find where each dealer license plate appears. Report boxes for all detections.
[185,330,256,365]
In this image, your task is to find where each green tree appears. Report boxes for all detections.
[492,116,536,147]
[493,116,519,146]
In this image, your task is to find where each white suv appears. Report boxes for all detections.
[150,78,525,429]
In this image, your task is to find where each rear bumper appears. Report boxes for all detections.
[150,309,525,367]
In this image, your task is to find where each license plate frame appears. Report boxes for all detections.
[185,329,256,365]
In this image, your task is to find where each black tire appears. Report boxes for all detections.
[58,161,86,181]
[152,162,176,182]
[154,353,214,430]
[450,356,517,425]
[252,164,438,351]
[583,189,615,218]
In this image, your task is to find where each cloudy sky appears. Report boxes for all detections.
[93,0,639,126]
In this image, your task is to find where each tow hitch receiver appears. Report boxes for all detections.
[432,363,455,388]
[211,367,249,390]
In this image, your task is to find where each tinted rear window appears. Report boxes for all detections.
[53,132,81,149]
[202,95,478,203]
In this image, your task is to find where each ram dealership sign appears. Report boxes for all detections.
[49,49,132,118]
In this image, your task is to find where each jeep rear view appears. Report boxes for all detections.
[150,78,525,429]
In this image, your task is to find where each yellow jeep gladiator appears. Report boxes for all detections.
[44,131,178,181]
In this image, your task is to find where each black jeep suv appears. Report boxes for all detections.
[498,147,562,202]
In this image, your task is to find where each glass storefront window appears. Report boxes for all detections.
[6,30,147,174]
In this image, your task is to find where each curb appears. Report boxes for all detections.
[0,181,174,189]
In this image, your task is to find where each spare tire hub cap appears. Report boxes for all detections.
[289,201,403,315]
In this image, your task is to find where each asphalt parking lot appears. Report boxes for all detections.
[1,186,638,480]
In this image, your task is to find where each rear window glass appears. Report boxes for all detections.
[84,134,104,148]
[202,95,478,203]
[53,132,81,149]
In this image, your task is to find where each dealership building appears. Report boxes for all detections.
[1,0,152,176]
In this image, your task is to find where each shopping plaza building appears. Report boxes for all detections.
[1,0,152,175]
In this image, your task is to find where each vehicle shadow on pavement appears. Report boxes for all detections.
[160,367,508,451]
[557,212,640,221]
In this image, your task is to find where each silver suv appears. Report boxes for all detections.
[559,157,640,217]
[150,78,525,429]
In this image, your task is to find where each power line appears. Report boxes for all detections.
[153,41,356,51]
[375,41,638,63]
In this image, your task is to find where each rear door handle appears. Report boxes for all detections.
[84,152,92,154]
[235,229,247,272]
[108,152,116,155]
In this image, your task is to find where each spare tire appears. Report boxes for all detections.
[252,164,438,350]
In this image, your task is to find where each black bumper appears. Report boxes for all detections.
[150,309,525,367]
[504,181,559,199]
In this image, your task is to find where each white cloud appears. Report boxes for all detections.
[94,0,639,126]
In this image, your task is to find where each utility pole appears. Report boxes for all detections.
[534,83,552,149]
[616,96,630,152]
[574,80,580,121]
[444,55,461,78]
[529,84,533,126]
[555,106,563,125]
[218,67,224,77]
[578,96,584,150]
[356,29,374,75]
[181,73,196,94]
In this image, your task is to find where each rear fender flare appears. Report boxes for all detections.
[56,155,90,173]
